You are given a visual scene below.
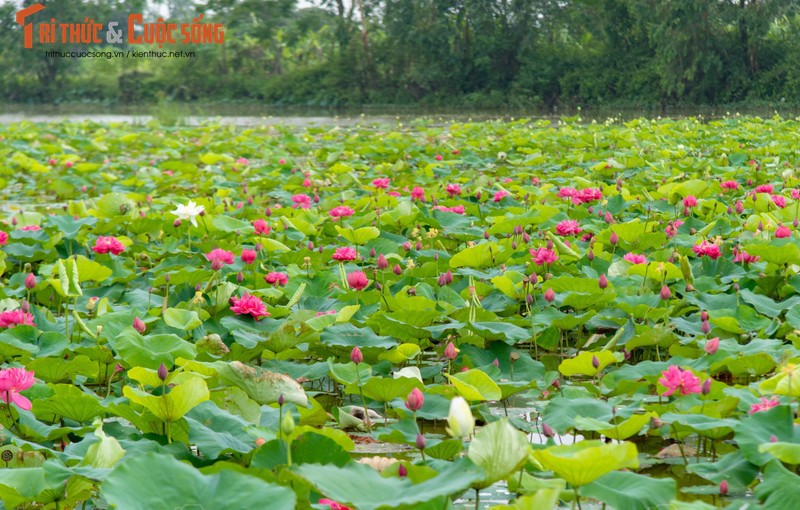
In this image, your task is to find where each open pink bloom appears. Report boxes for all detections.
[230,293,270,320]
[20,225,41,231]
[372,178,390,189]
[411,186,426,202]
[434,205,466,214]
[0,310,35,329]
[623,252,647,265]
[733,247,760,264]
[531,247,559,266]
[241,249,257,265]
[683,195,697,207]
[776,226,792,238]
[291,194,311,209]
[264,272,288,286]
[721,180,739,190]
[749,397,780,414]
[253,219,271,235]
[755,184,774,193]
[318,499,353,510]
[92,236,125,255]
[576,188,602,204]
[347,271,369,290]
[692,241,721,259]
[493,190,509,202]
[205,249,235,265]
[445,183,462,197]
[0,368,35,410]
[0,231,7,245]
[771,195,787,208]
[236,157,249,165]
[332,247,357,262]
[555,220,582,236]
[329,206,355,219]
[792,189,800,200]
[658,366,702,397]
[558,187,577,199]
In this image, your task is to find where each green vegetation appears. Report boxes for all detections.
[2,0,800,107]
[2,116,800,507]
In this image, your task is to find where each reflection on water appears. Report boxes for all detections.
[2,102,800,126]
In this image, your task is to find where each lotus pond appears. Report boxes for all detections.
[1,116,800,509]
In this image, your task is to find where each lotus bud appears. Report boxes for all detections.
[525,293,533,305]
[719,480,728,496]
[591,355,600,370]
[484,231,490,240]
[542,423,555,438]
[157,363,168,381]
[735,200,744,214]
[660,285,671,300]
[702,379,712,395]
[24,273,36,290]
[544,288,555,303]
[393,264,402,275]
[704,337,719,355]
[278,394,285,407]
[444,342,458,360]
[416,433,426,450]
[405,388,424,411]
[492,358,499,367]
[598,274,608,289]
[701,310,709,321]
[369,247,376,258]
[604,211,614,223]
[398,464,407,477]
[701,320,710,334]
[610,232,619,245]
[133,317,146,334]
[114,363,125,374]
[446,396,475,439]
[350,346,363,365]
[587,250,595,261]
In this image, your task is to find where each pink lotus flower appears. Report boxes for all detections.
[776,226,792,238]
[658,366,701,396]
[683,195,698,207]
[530,247,559,266]
[755,184,774,193]
[92,236,125,255]
[236,157,249,166]
[445,183,462,197]
[20,225,41,231]
[387,191,401,197]
[493,190,509,202]
[291,194,311,209]
[0,310,35,329]
[704,337,719,355]
[347,271,369,290]
[372,178,390,189]
[253,219,271,235]
[555,220,582,236]
[319,499,352,510]
[544,288,555,303]
[332,247,357,262]
[749,397,780,414]
[230,293,270,320]
[302,177,312,187]
[444,341,458,360]
[733,248,760,264]
[205,249,235,265]
[721,180,739,190]
[316,310,337,317]
[434,205,466,214]
[329,206,355,219]
[241,249,257,265]
[623,252,647,264]
[792,189,800,200]
[411,186,426,202]
[0,368,35,410]
[692,241,721,259]
[558,187,577,199]
[264,272,288,286]
[771,195,787,208]
[0,231,7,245]
[576,188,603,204]
[133,316,146,334]
[405,388,424,411]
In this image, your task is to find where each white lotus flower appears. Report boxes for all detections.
[172,200,204,227]
[446,396,475,439]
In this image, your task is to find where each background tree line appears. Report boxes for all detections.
[1,0,799,108]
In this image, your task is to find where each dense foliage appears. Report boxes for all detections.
[2,0,800,107]
[1,116,800,508]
